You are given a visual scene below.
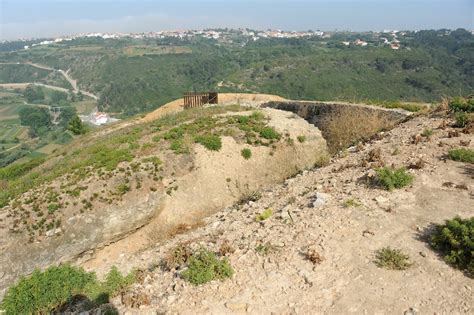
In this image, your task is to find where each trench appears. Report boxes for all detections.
[262,100,412,152]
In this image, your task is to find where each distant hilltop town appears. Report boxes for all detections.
[6,28,435,50]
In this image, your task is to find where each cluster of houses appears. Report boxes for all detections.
[18,28,413,51]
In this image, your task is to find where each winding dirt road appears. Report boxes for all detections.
[0,62,98,100]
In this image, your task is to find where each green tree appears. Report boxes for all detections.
[50,91,68,104]
[58,106,77,127]
[23,85,44,103]
[18,107,52,137]
[68,115,87,135]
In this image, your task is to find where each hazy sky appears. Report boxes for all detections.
[0,0,473,40]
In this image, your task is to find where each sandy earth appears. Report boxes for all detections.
[91,113,473,314]
[82,108,328,272]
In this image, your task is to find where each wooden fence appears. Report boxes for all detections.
[183,92,218,109]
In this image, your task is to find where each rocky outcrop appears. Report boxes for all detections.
[0,108,329,297]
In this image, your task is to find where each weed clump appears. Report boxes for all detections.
[448,148,474,164]
[259,127,280,140]
[429,216,473,277]
[241,148,252,160]
[194,134,222,151]
[297,135,306,143]
[255,208,273,222]
[163,243,192,271]
[374,167,414,191]
[374,247,412,270]
[181,249,233,285]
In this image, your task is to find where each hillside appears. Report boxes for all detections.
[0,95,472,314]
[0,103,331,297]
[0,29,472,116]
[87,102,473,314]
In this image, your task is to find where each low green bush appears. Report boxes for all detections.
[374,247,412,270]
[297,135,306,143]
[241,148,252,160]
[195,134,222,151]
[1,265,94,314]
[181,249,234,285]
[449,96,474,113]
[259,127,280,140]
[0,265,135,314]
[454,112,468,127]
[448,148,474,164]
[430,216,474,277]
[255,208,273,222]
[374,167,414,191]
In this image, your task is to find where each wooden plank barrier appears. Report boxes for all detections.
[184,92,218,109]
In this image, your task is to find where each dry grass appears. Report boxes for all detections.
[304,248,324,265]
[218,240,235,256]
[319,107,396,154]
[162,242,192,271]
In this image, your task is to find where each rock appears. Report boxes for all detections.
[46,229,55,237]
[404,307,418,315]
[311,192,330,208]
[225,302,248,311]
[67,217,76,225]
[54,228,62,235]
[374,196,389,207]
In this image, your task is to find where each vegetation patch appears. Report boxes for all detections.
[429,216,473,277]
[449,96,474,113]
[297,135,306,143]
[255,208,273,222]
[194,134,222,151]
[319,106,395,153]
[448,148,474,164]
[0,265,135,314]
[241,148,252,160]
[374,247,412,270]
[374,167,414,191]
[181,249,234,285]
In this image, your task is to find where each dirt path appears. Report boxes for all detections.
[0,62,98,100]
[94,114,473,314]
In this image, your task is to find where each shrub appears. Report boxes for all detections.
[430,216,474,276]
[374,167,414,191]
[0,265,95,314]
[297,135,306,143]
[374,247,412,270]
[0,265,136,314]
[449,97,474,113]
[163,243,192,270]
[454,112,468,127]
[448,148,474,164]
[116,183,130,195]
[421,128,433,137]
[255,208,273,222]
[181,249,234,285]
[259,127,280,140]
[170,139,188,154]
[194,134,222,151]
[241,148,252,160]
